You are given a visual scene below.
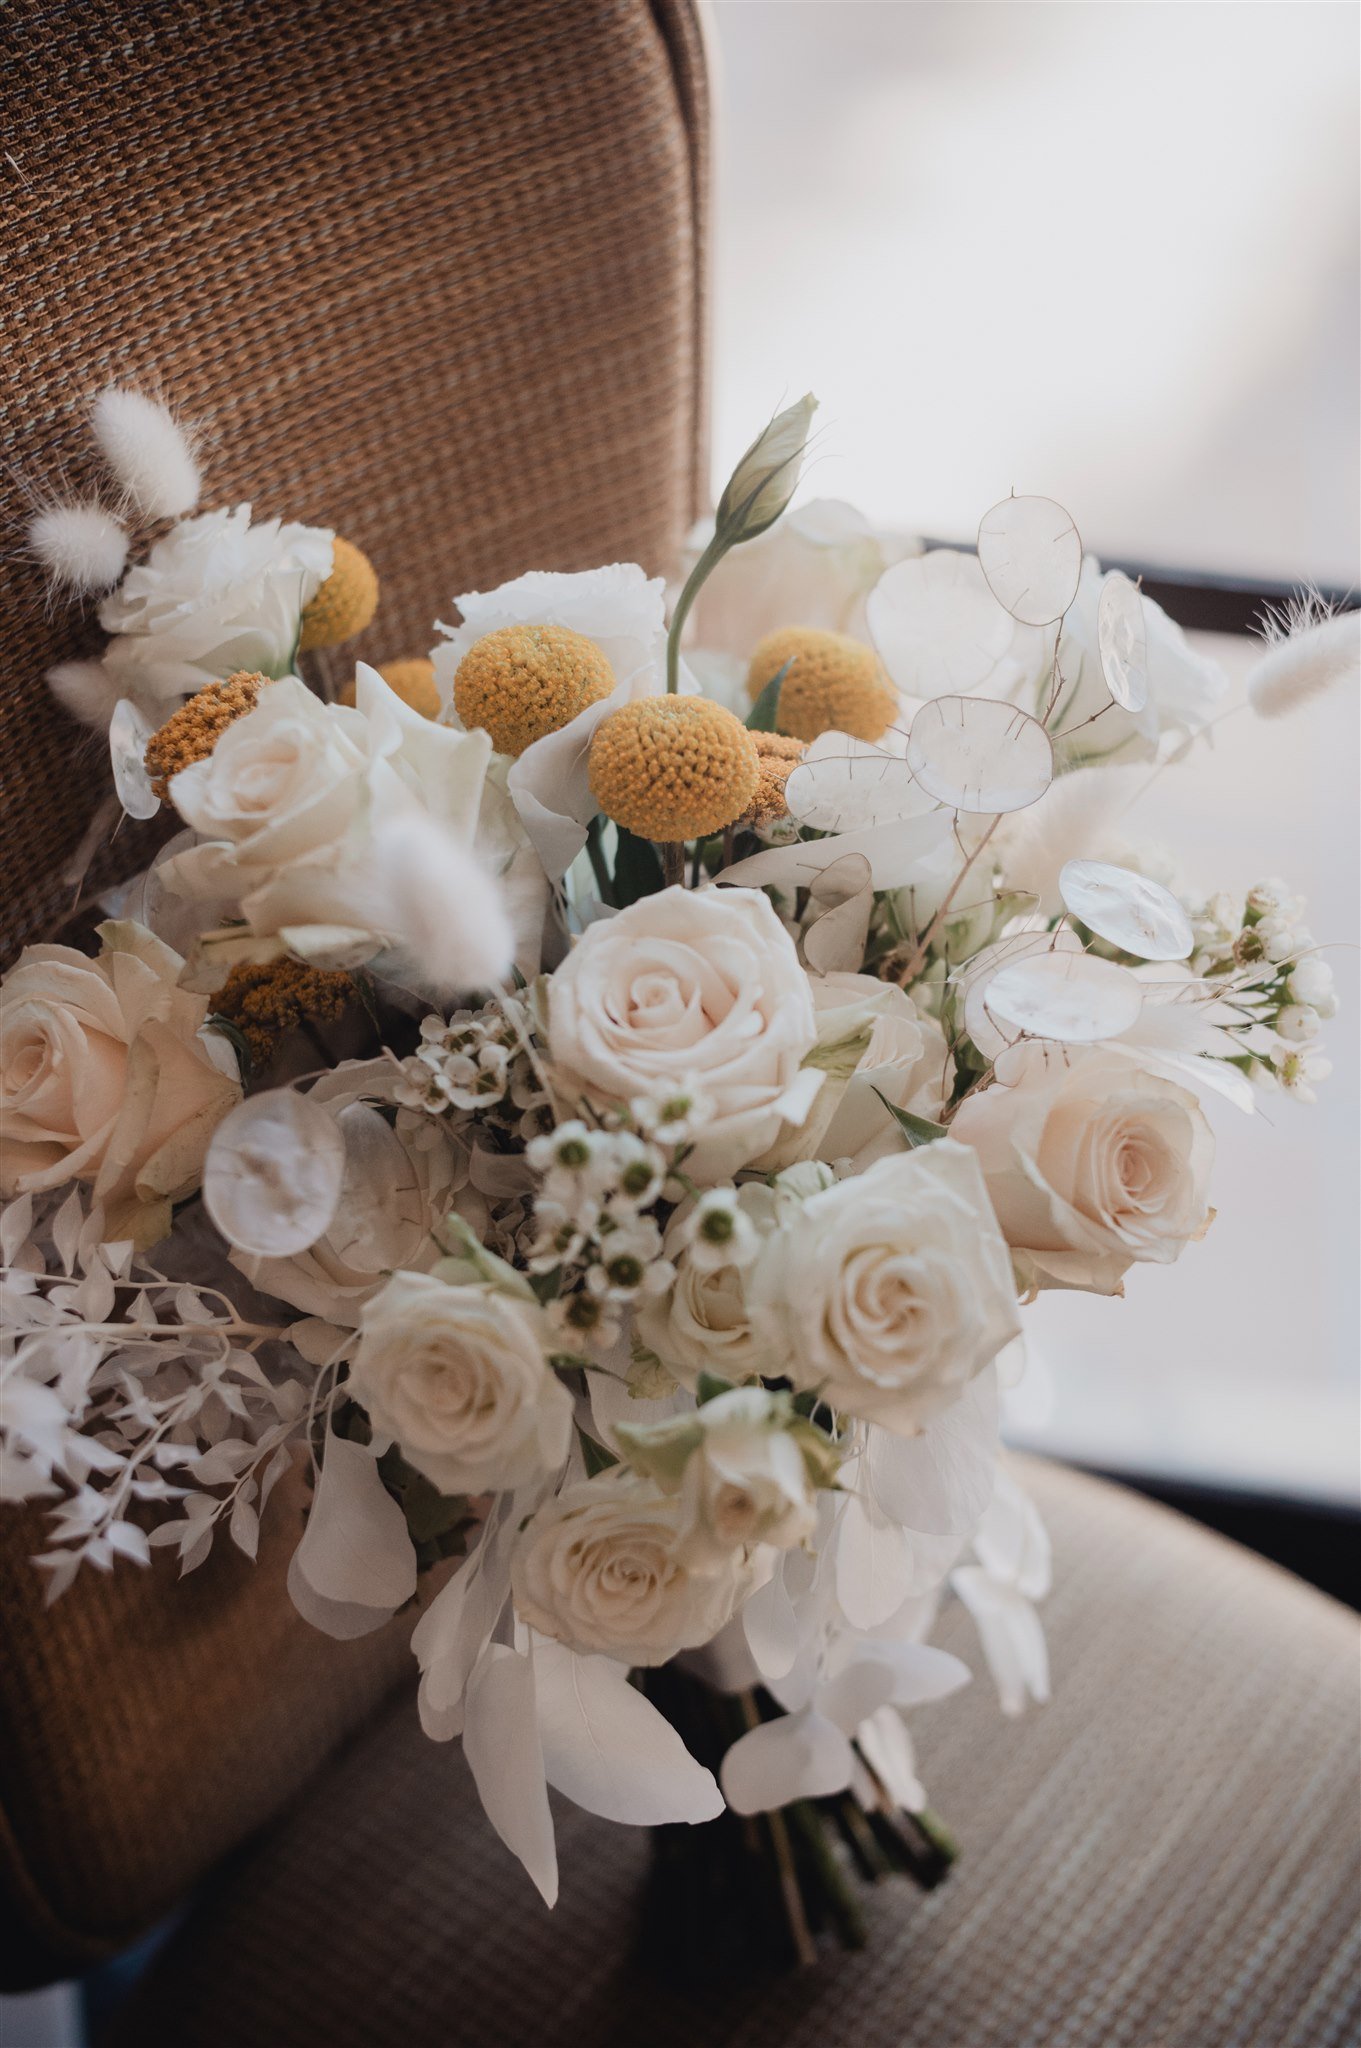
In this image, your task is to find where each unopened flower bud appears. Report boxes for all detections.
[1275,1004,1318,1044]
[715,394,818,544]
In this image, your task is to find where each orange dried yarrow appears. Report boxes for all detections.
[213,960,354,1070]
[143,671,265,800]
[744,731,806,825]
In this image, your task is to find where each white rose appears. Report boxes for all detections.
[637,1184,783,1385]
[0,920,241,1246]
[100,505,334,702]
[160,671,493,973]
[751,1141,1021,1433]
[510,1467,754,1664]
[1026,559,1228,765]
[685,497,919,655]
[618,1385,823,1565]
[545,885,822,1181]
[234,1102,470,1328]
[348,1270,572,1496]
[431,561,667,714]
[950,1048,1214,1294]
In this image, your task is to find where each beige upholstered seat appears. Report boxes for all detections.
[101,1459,1361,2048]
[0,0,708,1983]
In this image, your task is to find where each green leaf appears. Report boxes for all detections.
[872,1087,949,1149]
[801,1021,874,1078]
[612,827,665,907]
[695,1370,735,1407]
[746,657,795,733]
[578,1428,621,1479]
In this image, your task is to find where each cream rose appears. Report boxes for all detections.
[348,1270,572,1496]
[160,670,493,974]
[762,973,952,1175]
[950,1048,1215,1294]
[510,1468,755,1665]
[545,886,821,1182]
[751,1141,1021,1433]
[100,505,334,702]
[0,921,241,1246]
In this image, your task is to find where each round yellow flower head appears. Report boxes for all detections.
[338,658,440,719]
[143,670,265,801]
[454,624,615,758]
[747,626,897,744]
[299,537,380,652]
[589,696,759,842]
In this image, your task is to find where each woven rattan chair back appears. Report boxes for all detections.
[0,0,707,1983]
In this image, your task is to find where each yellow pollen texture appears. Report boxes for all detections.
[747,625,897,744]
[143,671,265,800]
[589,696,759,842]
[453,624,615,757]
[299,537,380,651]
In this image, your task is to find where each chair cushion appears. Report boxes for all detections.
[103,1459,1361,2047]
[0,0,708,1981]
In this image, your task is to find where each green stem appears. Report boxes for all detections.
[665,532,728,695]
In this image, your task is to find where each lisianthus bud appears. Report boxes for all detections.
[715,394,818,545]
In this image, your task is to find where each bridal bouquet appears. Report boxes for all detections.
[3,388,1351,1961]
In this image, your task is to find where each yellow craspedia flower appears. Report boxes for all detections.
[454,624,615,758]
[747,626,897,744]
[298,537,379,651]
[338,658,440,719]
[143,670,265,800]
[589,697,759,842]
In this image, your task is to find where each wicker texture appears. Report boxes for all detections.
[0,0,708,1979]
[105,1460,1361,2048]
[0,0,708,968]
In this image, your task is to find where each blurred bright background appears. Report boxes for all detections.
[706,0,1359,1505]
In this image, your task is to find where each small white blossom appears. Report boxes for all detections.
[1274,1005,1319,1045]
[682,1188,762,1274]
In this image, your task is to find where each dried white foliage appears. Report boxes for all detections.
[906,695,1053,813]
[1247,597,1359,719]
[1096,570,1149,713]
[976,495,1082,627]
[1059,858,1194,961]
[91,387,202,519]
[45,659,124,732]
[28,502,129,594]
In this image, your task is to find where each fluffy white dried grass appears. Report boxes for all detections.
[45,659,123,731]
[28,502,129,593]
[1247,593,1359,719]
[91,386,201,519]
[364,813,517,994]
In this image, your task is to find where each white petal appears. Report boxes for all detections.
[533,1640,724,1825]
[813,1659,897,1735]
[835,1491,915,1630]
[951,1567,1049,1717]
[719,809,952,892]
[1097,571,1150,713]
[720,1707,853,1815]
[462,1644,559,1906]
[203,1089,346,1257]
[977,495,1082,626]
[906,695,1053,813]
[983,951,1144,1044]
[1059,858,1194,961]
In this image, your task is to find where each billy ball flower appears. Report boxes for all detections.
[298,537,379,651]
[142,670,265,800]
[589,697,759,842]
[747,626,897,744]
[454,624,615,757]
[339,658,440,719]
